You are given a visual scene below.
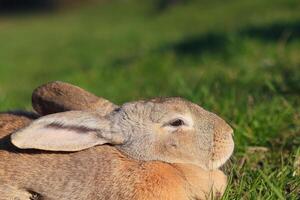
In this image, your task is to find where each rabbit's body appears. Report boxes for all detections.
[0,82,233,200]
[0,141,226,200]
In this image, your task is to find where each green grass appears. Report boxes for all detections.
[0,0,299,199]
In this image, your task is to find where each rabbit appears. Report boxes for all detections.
[0,83,234,200]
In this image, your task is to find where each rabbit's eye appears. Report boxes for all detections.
[113,107,121,113]
[162,116,191,129]
[169,119,185,127]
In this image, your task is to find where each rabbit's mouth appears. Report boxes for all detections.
[208,134,234,170]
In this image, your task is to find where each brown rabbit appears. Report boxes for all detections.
[0,83,234,200]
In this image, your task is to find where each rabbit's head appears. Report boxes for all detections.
[11,97,233,170]
[111,97,234,170]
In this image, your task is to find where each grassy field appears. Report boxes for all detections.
[0,0,299,199]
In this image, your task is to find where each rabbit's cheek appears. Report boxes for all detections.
[168,132,199,158]
[209,135,234,169]
[166,130,189,149]
[165,137,179,149]
[157,133,194,162]
[153,124,167,136]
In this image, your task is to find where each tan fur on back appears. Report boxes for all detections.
[0,113,35,139]
[0,144,226,200]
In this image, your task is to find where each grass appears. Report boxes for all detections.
[0,0,299,199]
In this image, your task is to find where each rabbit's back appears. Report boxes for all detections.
[0,112,37,139]
[0,144,192,200]
[0,145,123,199]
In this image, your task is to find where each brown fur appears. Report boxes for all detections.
[1,137,226,200]
[0,112,37,139]
[32,81,117,116]
[0,106,228,200]
[0,82,232,199]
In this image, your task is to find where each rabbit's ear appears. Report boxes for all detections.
[32,81,117,116]
[11,111,124,151]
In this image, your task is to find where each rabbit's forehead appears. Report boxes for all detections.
[124,99,190,113]
[121,98,209,121]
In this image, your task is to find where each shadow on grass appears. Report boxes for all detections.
[240,21,300,42]
[153,0,191,13]
[164,21,300,58]
[111,33,230,67]
[170,33,229,56]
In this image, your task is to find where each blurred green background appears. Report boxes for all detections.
[0,0,299,199]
